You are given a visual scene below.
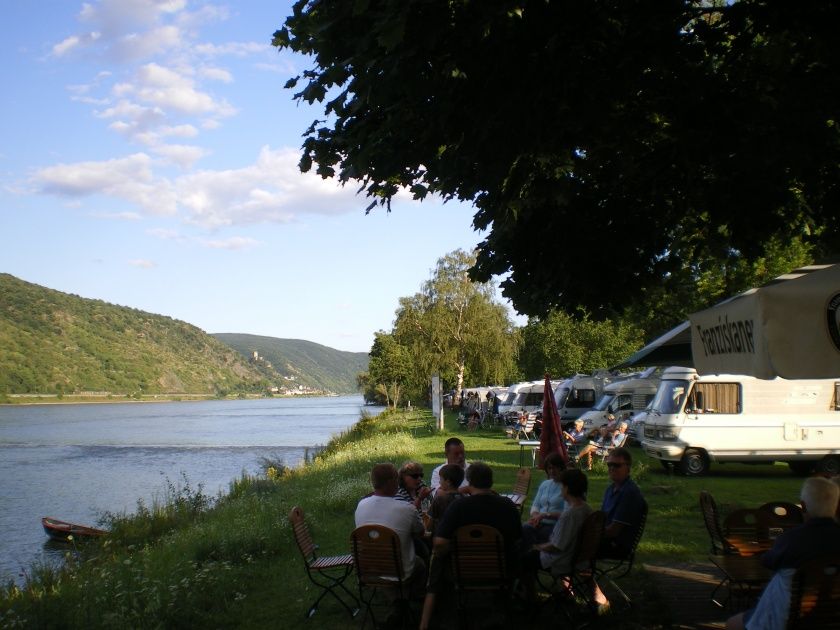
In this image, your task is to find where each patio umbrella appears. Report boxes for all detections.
[689,263,840,379]
[539,374,569,466]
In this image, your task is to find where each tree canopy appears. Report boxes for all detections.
[275,1,839,322]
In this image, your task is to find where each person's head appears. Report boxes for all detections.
[370,463,399,495]
[439,463,465,491]
[466,461,493,490]
[618,421,629,433]
[444,437,466,467]
[800,476,840,519]
[574,419,584,430]
[398,461,424,490]
[561,468,588,499]
[606,447,632,484]
[543,452,567,481]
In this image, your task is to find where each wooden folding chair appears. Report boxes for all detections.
[501,467,532,512]
[787,553,840,629]
[595,499,648,608]
[288,506,359,619]
[350,524,413,629]
[450,524,512,625]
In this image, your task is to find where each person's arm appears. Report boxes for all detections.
[431,536,451,557]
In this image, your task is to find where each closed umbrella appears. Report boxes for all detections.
[690,263,840,379]
[539,373,569,466]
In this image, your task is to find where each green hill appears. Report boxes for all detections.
[212,333,368,394]
[0,273,276,397]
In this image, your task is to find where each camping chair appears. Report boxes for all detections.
[350,524,414,629]
[288,506,359,619]
[501,467,532,512]
[450,524,513,625]
[597,431,629,462]
[595,499,648,608]
[787,553,840,629]
[537,510,606,617]
[517,419,537,440]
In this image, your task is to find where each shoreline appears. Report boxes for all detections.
[0,392,343,406]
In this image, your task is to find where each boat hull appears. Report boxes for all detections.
[41,517,107,542]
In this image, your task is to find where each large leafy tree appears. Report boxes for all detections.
[275,1,839,321]
[366,332,413,407]
[391,250,519,403]
[519,310,644,377]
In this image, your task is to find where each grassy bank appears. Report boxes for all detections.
[0,408,803,628]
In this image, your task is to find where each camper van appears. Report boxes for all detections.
[497,381,537,420]
[553,373,613,426]
[578,368,661,431]
[641,367,840,476]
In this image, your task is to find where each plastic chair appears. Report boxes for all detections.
[288,506,359,619]
[787,553,840,629]
[350,524,414,629]
[595,499,648,608]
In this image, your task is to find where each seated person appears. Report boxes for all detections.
[522,453,567,546]
[430,437,470,496]
[522,468,592,577]
[726,476,840,630]
[563,419,587,449]
[395,461,432,511]
[467,410,481,431]
[355,463,427,591]
[577,422,629,470]
[427,464,465,534]
[421,462,521,630]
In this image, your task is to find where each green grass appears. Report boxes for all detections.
[0,408,804,628]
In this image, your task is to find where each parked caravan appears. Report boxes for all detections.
[578,368,661,431]
[641,366,840,476]
[497,381,536,419]
[553,373,613,426]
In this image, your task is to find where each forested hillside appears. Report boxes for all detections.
[0,274,273,397]
[213,333,367,394]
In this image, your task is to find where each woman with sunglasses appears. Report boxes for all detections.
[396,461,432,511]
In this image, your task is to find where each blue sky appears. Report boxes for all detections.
[0,0,523,353]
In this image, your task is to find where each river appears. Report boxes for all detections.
[0,395,381,585]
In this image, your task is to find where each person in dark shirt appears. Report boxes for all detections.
[726,476,840,630]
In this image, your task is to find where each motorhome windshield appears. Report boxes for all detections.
[555,387,570,408]
[514,392,543,407]
[592,394,616,412]
[650,380,690,415]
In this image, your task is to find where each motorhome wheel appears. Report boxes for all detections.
[788,461,816,476]
[679,449,709,476]
[816,455,840,476]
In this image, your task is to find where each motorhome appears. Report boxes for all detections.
[497,381,536,419]
[553,373,614,426]
[578,368,661,431]
[641,366,840,476]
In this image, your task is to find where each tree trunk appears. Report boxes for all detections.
[455,363,465,407]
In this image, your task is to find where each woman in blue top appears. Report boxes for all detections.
[522,452,567,545]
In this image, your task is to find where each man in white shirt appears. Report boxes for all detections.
[429,437,470,495]
[355,463,425,581]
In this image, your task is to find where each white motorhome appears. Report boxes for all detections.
[578,368,661,431]
[497,381,537,419]
[641,366,840,476]
[553,373,613,426]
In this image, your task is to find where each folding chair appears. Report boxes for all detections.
[288,506,359,619]
[350,524,414,629]
[787,553,840,629]
[450,524,512,625]
[595,499,648,608]
[517,419,537,440]
[537,510,606,617]
[501,467,532,512]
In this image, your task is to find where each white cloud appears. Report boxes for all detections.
[193,42,267,57]
[33,153,178,216]
[91,210,142,220]
[146,227,182,240]
[152,143,208,169]
[200,236,260,250]
[199,66,233,83]
[128,258,156,268]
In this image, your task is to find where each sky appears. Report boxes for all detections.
[0,0,524,353]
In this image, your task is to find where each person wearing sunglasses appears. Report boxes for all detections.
[593,447,646,612]
[396,461,432,510]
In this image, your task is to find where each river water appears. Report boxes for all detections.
[0,396,380,585]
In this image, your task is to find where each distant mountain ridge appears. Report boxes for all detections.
[212,333,368,394]
[0,273,366,397]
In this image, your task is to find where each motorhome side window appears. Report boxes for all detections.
[687,383,741,414]
[568,388,596,408]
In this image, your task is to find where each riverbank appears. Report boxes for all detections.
[0,407,802,628]
[1,392,338,405]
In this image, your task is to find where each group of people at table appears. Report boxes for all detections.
[353,437,645,628]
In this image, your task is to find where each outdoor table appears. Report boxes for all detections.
[518,440,540,467]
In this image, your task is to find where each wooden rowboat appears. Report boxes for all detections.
[41,517,107,542]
